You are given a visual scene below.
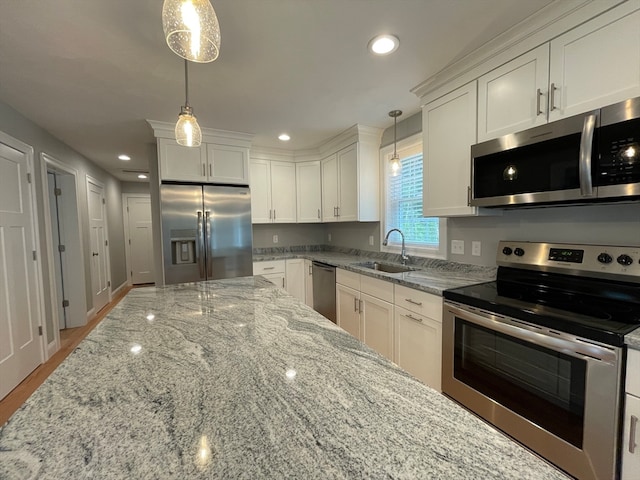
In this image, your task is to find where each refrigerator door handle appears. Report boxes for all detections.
[196,211,205,278]
[205,211,213,278]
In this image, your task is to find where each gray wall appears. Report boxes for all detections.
[121,181,150,194]
[0,100,125,341]
[325,222,381,252]
[252,223,325,248]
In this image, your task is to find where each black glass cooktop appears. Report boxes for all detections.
[443,267,640,347]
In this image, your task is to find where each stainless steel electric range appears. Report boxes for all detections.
[442,241,640,480]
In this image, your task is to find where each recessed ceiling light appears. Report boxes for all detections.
[368,34,399,55]
[278,133,290,141]
[137,174,148,179]
[118,154,131,161]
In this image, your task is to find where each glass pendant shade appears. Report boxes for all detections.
[390,154,401,176]
[162,0,221,63]
[176,106,202,147]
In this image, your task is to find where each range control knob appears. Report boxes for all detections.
[502,247,513,256]
[617,254,633,266]
[514,248,525,257]
[597,253,613,264]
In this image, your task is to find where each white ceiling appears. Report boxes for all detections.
[0,0,554,181]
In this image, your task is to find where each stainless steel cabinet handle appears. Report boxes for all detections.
[549,83,557,111]
[333,206,337,217]
[405,298,423,306]
[308,265,312,275]
[406,313,423,323]
[273,209,276,221]
[579,113,596,197]
[205,211,213,277]
[202,164,206,176]
[354,297,358,312]
[359,299,363,313]
[282,277,285,289]
[336,206,340,217]
[196,211,205,278]
[209,164,212,177]
[630,415,638,454]
[467,186,471,206]
[536,88,543,116]
[263,266,275,270]
[269,210,272,220]
[317,208,320,219]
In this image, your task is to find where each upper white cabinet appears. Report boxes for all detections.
[548,8,640,122]
[157,138,207,182]
[423,81,479,217]
[296,161,322,223]
[249,159,296,224]
[206,144,249,185]
[478,45,550,142]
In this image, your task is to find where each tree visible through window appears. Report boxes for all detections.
[384,146,441,252]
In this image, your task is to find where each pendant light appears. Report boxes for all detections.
[162,0,221,63]
[389,110,402,176]
[175,60,202,147]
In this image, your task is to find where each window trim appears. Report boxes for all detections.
[379,133,447,260]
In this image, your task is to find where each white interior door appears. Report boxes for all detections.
[87,178,110,312]
[126,195,154,284]
[0,140,42,400]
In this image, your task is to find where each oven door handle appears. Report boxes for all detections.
[579,113,596,197]
[445,302,617,364]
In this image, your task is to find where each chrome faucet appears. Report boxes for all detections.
[382,228,409,265]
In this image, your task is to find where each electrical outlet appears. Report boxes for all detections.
[369,235,374,246]
[472,241,481,256]
[451,240,465,255]
[328,233,332,242]
[272,235,278,244]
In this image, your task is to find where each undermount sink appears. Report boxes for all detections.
[353,261,415,274]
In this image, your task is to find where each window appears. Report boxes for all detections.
[381,134,446,258]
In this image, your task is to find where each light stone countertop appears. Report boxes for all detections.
[253,250,496,296]
[626,328,640,350]
[0,277,570,479]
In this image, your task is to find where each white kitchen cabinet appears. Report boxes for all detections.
[423,81,480,217]
[477,45,550,142]
[622,348,640,480]
[336,283,361,339]
[394,306,442,391]
[548,8,640,122]
[285,258,305,302]
[206,144,249,185]
[361,293,394,361]
[304,259,313,308]
[158,138,207,182]
[296,161,322,223]
[322,138,380,222]
[253,260,286,289]
[249,159,296,224]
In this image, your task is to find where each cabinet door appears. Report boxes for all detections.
[262,272,285,289]
[336,283,361,340]
[622,393,640,480]
[337,144,358,222]
[423,81,478,217]
[477,44,550,142]
[394,306,442,391]
[304,259,313,308]
[285,258,305,302]
[361,293,393,361]
[549,8,640,121]
[296,161,322,223]
[249,159,271,223]
[158,138,206,182]
[270,161,297,223]
[321,154,339,222]
[207,144,249,185]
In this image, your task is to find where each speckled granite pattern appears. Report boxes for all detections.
[626,328,640,350]
[253,247,496,295]
[0,277,568,479]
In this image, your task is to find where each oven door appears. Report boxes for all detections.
[442,302,622,480]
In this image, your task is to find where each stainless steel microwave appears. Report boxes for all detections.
[470,96,640,207]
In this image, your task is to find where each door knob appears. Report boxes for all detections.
[92,252,99,256]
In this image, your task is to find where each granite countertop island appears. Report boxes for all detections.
[0,277,569,479]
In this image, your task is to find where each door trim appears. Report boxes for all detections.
[0,130,46,363]
[40,153,88,357]
[86,175,112,308]
[122,193,152,286]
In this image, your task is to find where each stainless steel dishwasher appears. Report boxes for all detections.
[312,261,336,323]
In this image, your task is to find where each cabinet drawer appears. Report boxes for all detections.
[360,275,393,303]
[628,349,640,396]
[336,268,360,290]
[394,285,442,320]
[253,260,286,275]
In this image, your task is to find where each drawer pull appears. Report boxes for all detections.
[405,298,423,306]
[263,266,275,271]
[406,313,423,323]
[354,297,358,312]
[630,415,638,454]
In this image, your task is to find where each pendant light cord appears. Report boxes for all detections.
[184,59,190,107]
[393,114,397,156]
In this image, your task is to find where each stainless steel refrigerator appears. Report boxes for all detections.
[160,184,253,285]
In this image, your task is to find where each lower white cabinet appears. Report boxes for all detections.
[394,306,442,391]
[336,283,361,339]
[361,293,394,361]
[253,260,286,289]
[285,258,305,302]
[622,349,640,480]
[304,259,313,308]
[254,258,314,306]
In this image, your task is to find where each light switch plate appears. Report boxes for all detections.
[328,233,332,242]
[472,241,481,256]
[369,235,374,246]
[451,240,465,255]
[273,235,278,244]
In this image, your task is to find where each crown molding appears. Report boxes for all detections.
[146,120,254,147]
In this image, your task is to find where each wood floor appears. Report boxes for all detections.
[0,286,131,426]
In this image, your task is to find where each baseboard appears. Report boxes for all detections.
[86,307,95,322]
[111,280,128,298]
